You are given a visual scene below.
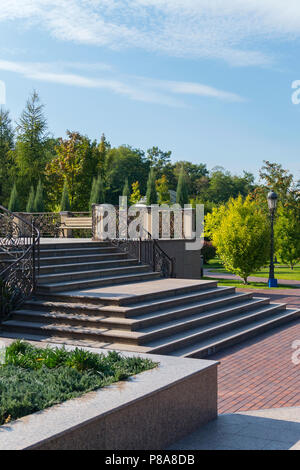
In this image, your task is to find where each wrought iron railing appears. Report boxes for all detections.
[0,206,40,321]
[111,227,175,278]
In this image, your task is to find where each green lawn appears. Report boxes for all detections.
[202,276,298,290]
[205,258,300,281]
[0,341,157,426]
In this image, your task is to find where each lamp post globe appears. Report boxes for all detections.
[267,191,278,288]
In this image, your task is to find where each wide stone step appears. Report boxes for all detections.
[11,309,135,330]
[38,258,139,274]
[1,320,143,345]
[35,279,219,306]
[145,303,288,354]
[26,285,233,317]
[132,296,268,334]
[14,295,264,332]
[171,308,299,358]
[37,264,147,284]
[39,246,119,257]
[37,271,161,293]
[38,252,128,266]
[39,241,112,250]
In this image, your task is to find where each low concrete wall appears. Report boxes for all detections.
[159,239,203,279]
[0,345,218,450]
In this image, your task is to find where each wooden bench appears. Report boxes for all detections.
[61,216,92,237]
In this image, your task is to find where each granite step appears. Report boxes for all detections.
[145,303,288,354]
[37,263,147,284]
[38,258,138,274]
[171,308,299,358]
[39,246,119,257]
[38,252,128,266]
[26,285,234,316]
[35,280,219,305]
[37,271,161,293]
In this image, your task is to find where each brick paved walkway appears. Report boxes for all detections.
[211,318,300,414]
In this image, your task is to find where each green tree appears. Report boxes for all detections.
[97,133,111,178]
[60,181,71,212]
[205,195,270,284]
[0,108,14,206]
[26,186,35,213]
[122,178,131,199]
[176,167,189,207]
[8,184,20,212]
[146,168,158,205]
[105,146,149,205]
[89,175,105,209]
[173,161,208,197]
[13,91,49,204]
[33,179,44,212]
[46,131,98,210]
[146,147,172,178]
[275,204,300,269]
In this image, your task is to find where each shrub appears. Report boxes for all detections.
[201,241,217,264]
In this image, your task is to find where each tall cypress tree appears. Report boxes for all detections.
[8,184,20,212]
[26,186,35,212]
[14,91,48,206]
[60,181,71,212]
[146,168,158,205]
[122,178,130,199]
[90,175,105,209]
[176,167,189,207]
[0,108,14,206]
[33,179,44,212]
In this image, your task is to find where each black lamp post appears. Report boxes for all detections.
[267,191,278,288]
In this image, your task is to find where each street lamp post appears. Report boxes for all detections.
[267,191,278,288]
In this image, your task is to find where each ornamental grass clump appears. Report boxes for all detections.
[0,341,157,426]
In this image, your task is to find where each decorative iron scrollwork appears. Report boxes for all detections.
[0,206,40,321]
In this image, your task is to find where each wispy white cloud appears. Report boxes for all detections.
[0,59,244,105]
[2,1,300,66]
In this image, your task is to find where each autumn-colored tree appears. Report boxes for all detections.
[46,131,97,210]
[156,175,170,204]
[130,181,141,205]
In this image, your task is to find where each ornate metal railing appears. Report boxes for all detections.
[112,227,175,278]
[0,206,40,321]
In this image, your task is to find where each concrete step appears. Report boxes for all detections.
[1,319,143,345]
[37,263,147,284]
[37,271,161,293]
[10,309,135,330]
[39,246,119,257]
[171,308,300,358]
[35,280,220,306]
[26,285,234,316]
[145,303,289,354]
[14,295,264,332]
[38,252,128,266]
[133,296,268,334]
[39,241,112,250]
[38,258,139,274]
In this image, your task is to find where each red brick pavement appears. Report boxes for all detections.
[210,289,300,414]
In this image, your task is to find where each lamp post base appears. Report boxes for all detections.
[268,278,278,288]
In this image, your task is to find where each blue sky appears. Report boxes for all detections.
[0,0,300,179]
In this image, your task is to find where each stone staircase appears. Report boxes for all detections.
[1,241,299,358]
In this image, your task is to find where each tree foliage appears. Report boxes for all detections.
[275,204,300,269]
[146,168,158,205]
[205,196,270,284]
[176,167,189,207]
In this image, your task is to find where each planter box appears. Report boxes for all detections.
[0,344,218,450]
